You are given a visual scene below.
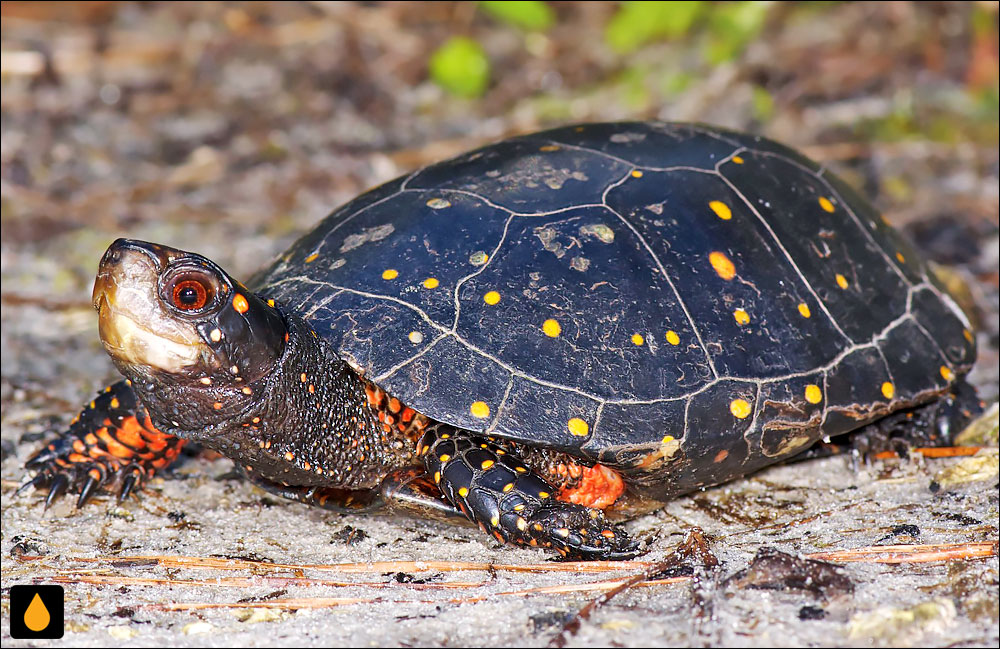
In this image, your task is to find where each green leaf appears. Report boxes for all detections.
[704,1,772,63]
[480,1,555,31]
[429,37,491,98]
[751,85,775,121]
[605,1,705,54]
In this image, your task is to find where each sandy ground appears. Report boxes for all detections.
[2,2,998,647]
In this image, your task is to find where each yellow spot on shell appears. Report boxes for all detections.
[470,401,491,418]
[940,366,954,381]
[805,384,823,404]
[709,200,732,221]
[836,273,849,289]
[798,303,811,318]
[422,277,439,289]
[567,418,589,437]
[631,169,643,178]
[963,329,974,343]
[543,318,561,337]
[818,196,835,213]
[539,144,560,152]
[382,269,398,280]
[426,198,451,209]
[484,291,501,305]
[458,487,469,498]
[210,328,222,342]
[305,252,319,263]
[731,155,744,164]
[631,333,644,346]
[665,330,680,345]
[733,308,750,326]
[408,331,424,344]
[896,252,906,263]
[709,251,736,280]
[661,435,674,444]
[882,382,895,399]
[730,398,752,419]
[469,251,488,265]
[481,460,495,470]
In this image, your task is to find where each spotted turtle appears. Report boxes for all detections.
[23,122,979,559]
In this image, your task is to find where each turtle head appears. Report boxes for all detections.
[93,239,286,387]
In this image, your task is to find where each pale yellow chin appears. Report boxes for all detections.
[99,308,204,373]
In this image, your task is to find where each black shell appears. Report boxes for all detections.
[257,122,975,497]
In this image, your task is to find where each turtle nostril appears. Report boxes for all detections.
[102,242,126,267]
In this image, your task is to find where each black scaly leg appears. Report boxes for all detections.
[20,380,186,507]
[418,426,640,560]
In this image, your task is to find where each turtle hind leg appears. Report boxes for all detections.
[417,426,641,560]
[800,378,984,462]
[20,379,186,507]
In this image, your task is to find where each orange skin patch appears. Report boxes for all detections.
[65,415,183,475]
[364,380,429,443]
[556,463,626,509]
[232,293,250,314]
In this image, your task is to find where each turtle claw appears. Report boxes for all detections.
[44,474,69,509]
[118,468,141,502]
[16,473,47,497]
[77,473,104,508]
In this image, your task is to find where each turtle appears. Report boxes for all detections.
[22,121,980,560]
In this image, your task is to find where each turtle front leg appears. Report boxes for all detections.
[417,427,640,560]
[20,380,186,507]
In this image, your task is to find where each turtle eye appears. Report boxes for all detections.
[164,270,217,313]
[172,279,208,310]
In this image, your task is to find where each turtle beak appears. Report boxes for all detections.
[94,239,208,374]
[93,239,161,309]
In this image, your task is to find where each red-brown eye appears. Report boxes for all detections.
[172,279,208,310]
[169,277,211,311]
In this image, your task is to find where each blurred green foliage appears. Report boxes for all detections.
[425,0,998,148]
[703,1,772,63]
[431,1,776,97]
[750,85,775,122]
[429,36,491,98]
[480,1,555,31]
[605,1,705,54]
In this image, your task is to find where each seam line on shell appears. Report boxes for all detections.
[450,212,515,332]
[715,149,853,345]
[310,173,418,261]
[540,138,725,174]
[600,168,719,380]
[784,154,917,289]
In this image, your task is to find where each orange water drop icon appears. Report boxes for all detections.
[24,592,51,632]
